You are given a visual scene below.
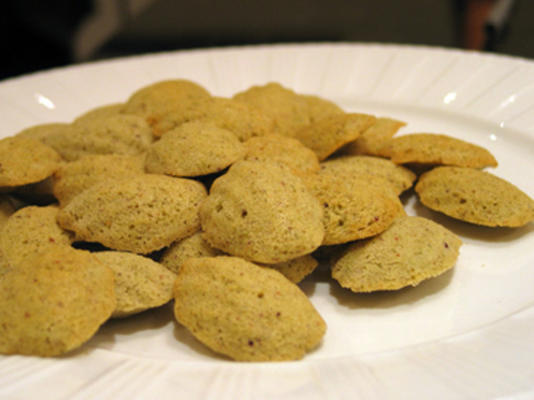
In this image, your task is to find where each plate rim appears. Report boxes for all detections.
[1,42,533,400]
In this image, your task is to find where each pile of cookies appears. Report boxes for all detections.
[1,80,533,361]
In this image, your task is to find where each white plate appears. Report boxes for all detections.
[1,43,533,400]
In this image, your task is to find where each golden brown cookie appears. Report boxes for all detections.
[303,172,405,245]
[0,137,62,187]
[42,114,153,161]
[0,205,74,267]
[301,94,345,124]
[415,166,534,227]
[319,155,416,195]
[15,122,71,142]
[293,113,376,161]
[123,79,212,136]
[0,247,116,356]
[339,117,406,156]
[376,133,498,168]
[57,174,207,254]
[160,231,223,274]
[200,160,324,263]
[94,251,176,318]
[332,216,462,292]
[243,134,320,174]
[161,231,317,283]
[233,82,312,136]
[145,121,244,177]
[52,154,146,206]
[195,97,276,142]
[173,256,326,361]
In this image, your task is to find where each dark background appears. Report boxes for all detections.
[1,0,532,81]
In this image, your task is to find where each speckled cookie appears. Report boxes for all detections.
[94,251,176,318]
[243,134,320,174]
[161,231,318,283]
[145,121,244,177]
[0,137,62,187]
[0,205,74,267]
[73,103,126,124]
[173,256,326,361]
[53,154,146,206]
[332,216,462,292]
[376,133,498,168]
[319,155,416,195]
[42,114,153,161]
[195,97,276,142]
[0,246,116,356]
[57,174,207,254]
[303,172,405,245]
[293,113,376,161]
[301,94,345,124]
[160,231,223,274]
[15,122,71,142]
[233,82,312,136]
[415,166,534,227]
[339,117,406,156]
[200,160,324,263]
[123,79,212,136]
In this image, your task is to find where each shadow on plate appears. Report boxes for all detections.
[82,302,175,351]
[172,323,228,360]
[328,267,455,310]
[413,200,534,243]
[299,264,335,297]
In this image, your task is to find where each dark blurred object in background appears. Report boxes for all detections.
[1,0,531,81]
[0,1,92,80]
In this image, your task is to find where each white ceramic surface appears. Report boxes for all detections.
[1,43,533,400]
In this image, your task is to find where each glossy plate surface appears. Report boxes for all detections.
[1,43,533,399]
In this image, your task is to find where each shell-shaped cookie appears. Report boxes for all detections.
[200,160,324,264]
[301,94,345,124]
[332,216,462,292]
[0,205,73,267]
[15,122,71,142]
[376,133,498,168]
[94,251,176,318]
[43,114,153,161]
[145,121,244,177]
[415,166,534,227]
[160,231,223,274]
[198,97,276,142]
[319,155,416,195]
[173,256,326,361]
[0,247,116,356]
[339,117,406,156]
[233,82,312,136]
[123,79,212,136]
[161,231,317,283]
[303,172,405,245]
[243,134,320,174]
[57,174,207,254]
[293,113,376,161]
[53,154,146,206]
[0,137,62,187]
